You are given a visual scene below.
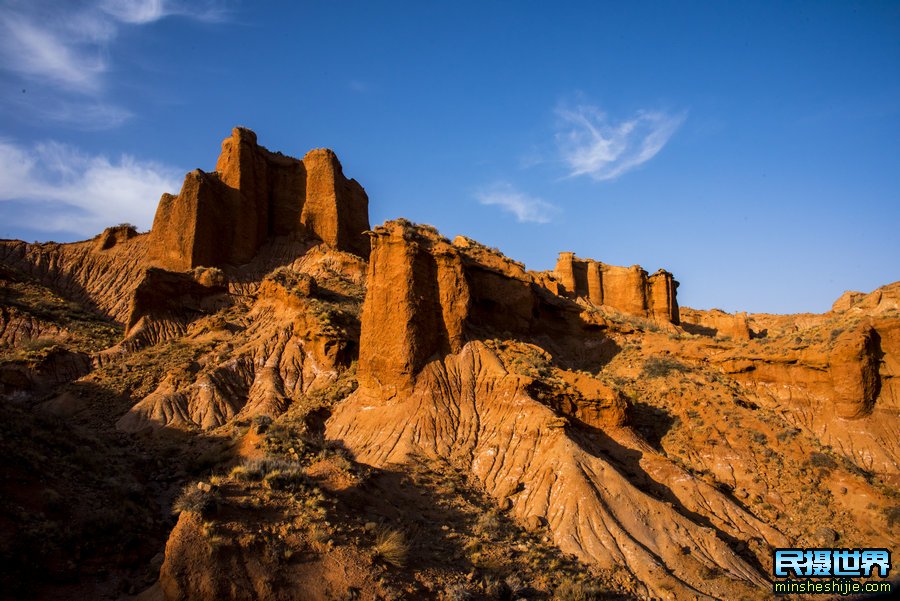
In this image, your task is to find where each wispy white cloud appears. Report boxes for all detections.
[0,0,230,126]
[99,0,230,25]
[555,102,685,181]
[0,138,182,237]
[0,10,109,93]
[475,182,557,224]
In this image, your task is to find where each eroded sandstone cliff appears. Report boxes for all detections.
[148,128,370,271]
[550,252,680,324]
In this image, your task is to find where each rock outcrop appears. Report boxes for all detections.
[831,323,882,419]
[551,252,680,324]
[117,250,366,433]
[357,223,468,391]
[329,221,778,599]
[357,222,617,393]
[93,224,139,252]
[832,281,900,315]
[712,316,899,476]
[123,267,230,348]
[680,307,752,340]
[148,128,369,271]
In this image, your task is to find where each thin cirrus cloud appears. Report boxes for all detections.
[475,182,558,224]
[0,0,229,127]
[0,138,182,238]
[555,103,686,181]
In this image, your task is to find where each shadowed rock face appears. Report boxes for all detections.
[148,128,369,270]
[553,252,680,324]
[123,267,229,348]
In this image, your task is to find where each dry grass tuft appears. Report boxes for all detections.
[552,577,605,601]
[372,525,408,567]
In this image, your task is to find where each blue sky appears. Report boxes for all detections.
[1,0,898,313]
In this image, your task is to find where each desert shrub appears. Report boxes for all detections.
[552,577,605,601]
[263,464,308,491]
[750,431,768,444]
[230,463,263,481]
[373,525,408,567]
[443,584,474,601]
[883,506,900,528]
[484,575,527,600]
[699,565,722,580]
[173,485,218,516]
[253,414,273,434]
[641,356,689,378]
[230,458,304,485]
[809,452,838,470]
[475,509,503,540]
[191,441,232,472]
[776,427,800,442]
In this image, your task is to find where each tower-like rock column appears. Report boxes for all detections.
[357,222,469,391]
[648,269,680,324]
[148,127,370,271]
[301,149,370,259]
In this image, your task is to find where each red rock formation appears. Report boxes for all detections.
[832,282,900,314]
[0,236,151,323]
[874,318,900,412]
[552,252,680,324]
[301,149,371,259]
[329,221,777,599]
[831,323,881,419]
[680,307,752,340]
[648,269,679,324]
[357,223,613,393]
[357,222,467,391]
[93,224,138,252]
[148,128,369,271]
[117,252,366,433]
[147,172,234,271]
